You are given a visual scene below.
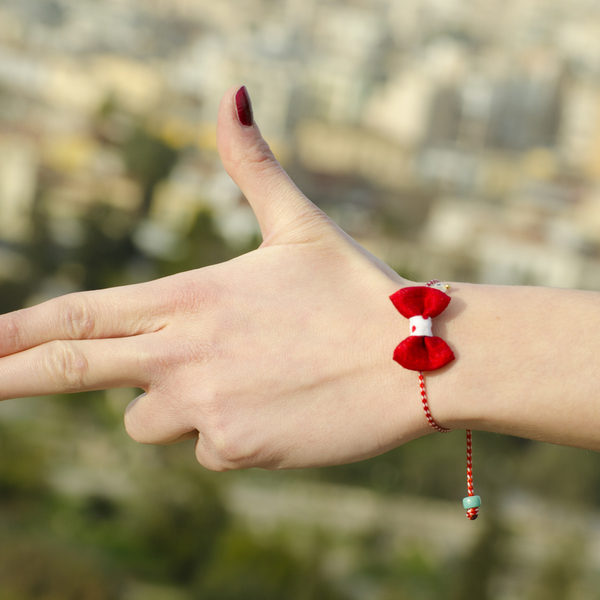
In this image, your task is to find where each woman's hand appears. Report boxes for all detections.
[0,86,428,470]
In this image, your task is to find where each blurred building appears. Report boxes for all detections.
[0,134,38,242]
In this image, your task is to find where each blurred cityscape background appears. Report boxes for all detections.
[1,0,600,598]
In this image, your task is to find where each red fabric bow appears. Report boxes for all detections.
[390,286,455,372]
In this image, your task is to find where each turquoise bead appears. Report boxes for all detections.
[463,495,481,509]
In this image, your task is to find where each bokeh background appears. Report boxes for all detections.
[1,0,600,598]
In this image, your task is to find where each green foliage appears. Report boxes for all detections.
[194,527,342,600]
[129,483,229,584]
[528,534,586,600]
[0,536,120,600]
[157,208,260,278]
[313,432,470,500]
[122,125,179,214]
[0,281,34,315]
[354,530,447,600]
[77,206,139,290]
[41,455,230,588]
[515,442,600,508]
[0,422,49,505]
[450,515,511,600]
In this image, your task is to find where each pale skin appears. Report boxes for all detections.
[0,85,598,472]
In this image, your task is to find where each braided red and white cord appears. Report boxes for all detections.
[465,430,479,520]
[423,280,479,521]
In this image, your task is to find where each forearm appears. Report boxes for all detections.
[424,283,600,450]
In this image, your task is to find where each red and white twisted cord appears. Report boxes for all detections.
[422,279,479,521]
[465,429,479,520]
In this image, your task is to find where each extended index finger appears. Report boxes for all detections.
[0,281,164,357]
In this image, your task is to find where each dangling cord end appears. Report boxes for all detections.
[463,429,481,520]
[421,281,480,521]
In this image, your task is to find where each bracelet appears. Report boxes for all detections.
[390,279,481,521]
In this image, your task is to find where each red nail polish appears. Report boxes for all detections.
[235,86,254,127]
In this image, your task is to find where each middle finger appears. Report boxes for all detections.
[0,335,158,400]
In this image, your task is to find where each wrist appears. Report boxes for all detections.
[428,282,600,451]
[375,278,449,446]
[386,279,482,519]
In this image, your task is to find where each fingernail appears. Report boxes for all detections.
[235,85,254,127]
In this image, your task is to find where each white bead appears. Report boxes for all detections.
[409,316,433,337]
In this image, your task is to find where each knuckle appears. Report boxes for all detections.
[166,278,221,316]
[42,341,90,390]
[194,449,232,473]
[194,434,239,472]
[3,311,24,352]
[152,331,220,373]
[242,137,279,171]
[200,413,254,471]
[210,433,242,468]
[61,295,97,339]
[157,276,221,322]
[178,339,219,369]
[193,391,271,471]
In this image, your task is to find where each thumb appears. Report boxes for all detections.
[216,85,324,245]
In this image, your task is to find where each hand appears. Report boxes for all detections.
[0,86,426,470]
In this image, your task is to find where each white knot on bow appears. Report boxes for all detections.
[409,315,433,337]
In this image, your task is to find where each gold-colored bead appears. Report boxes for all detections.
[444,284,451,290]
